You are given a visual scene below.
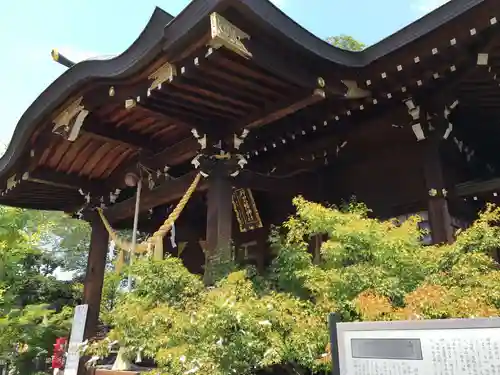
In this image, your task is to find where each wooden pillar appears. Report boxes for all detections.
[422,137,454,244]
[204,163,233,284]
[82,214,109,339]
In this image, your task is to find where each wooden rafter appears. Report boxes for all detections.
[416,24,500,105]
[205,44,344,96]
[178,57,266,107]
[106,136,200,187]
[82,114,159,150]
[82,81,150,111]
[237,89,326,131]
[455,178,500,197]
[141,137,199,170]
[24,167,105,194]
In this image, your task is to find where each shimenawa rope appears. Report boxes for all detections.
[97,172,202,271]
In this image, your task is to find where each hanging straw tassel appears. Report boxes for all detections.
[115,249,126,273]
[153,236,164,260]
[96,172,202,264]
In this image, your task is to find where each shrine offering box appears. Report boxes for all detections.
[329,314,500,375]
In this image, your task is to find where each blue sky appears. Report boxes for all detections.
[0,0,449,147]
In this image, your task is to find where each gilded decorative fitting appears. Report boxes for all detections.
[428,188,438,197]
[208,12,252,58]
[214,151,231,160]
[52,96,89,142]
[6,174,17,191]
[342,80,371,99]
[232,188,263,233]
[313,88,326,98]
[124,99,137,109]
[109,86,115,97]
[317,77,326,87]
[51,49,59,62]
[148,62,177,91]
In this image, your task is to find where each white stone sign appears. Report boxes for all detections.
[64,304,88,375]
[330,315,500,375]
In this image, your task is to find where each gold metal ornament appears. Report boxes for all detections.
[148,62,177,91]
[232,188,263,233]
[208,13,252,58]
[52,96,89,142]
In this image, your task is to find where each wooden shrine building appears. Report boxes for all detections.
[1,0,500,341]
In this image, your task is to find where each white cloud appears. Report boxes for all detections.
[411,0,450,14]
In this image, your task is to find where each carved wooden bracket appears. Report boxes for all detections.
[208,12,252,58]
[148,62,177,91]
[52,96,89,141]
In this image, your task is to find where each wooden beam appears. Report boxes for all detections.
[455,178,500,198]
[141,137,199,170]
[235,89,326,132]
[189,47,327,132]
[82,114,159,150]
[176,58,264,109]
[106,136,199,188]
[11,130,57,180]
[205,43,344,95]
[139,97,213,135]
[82,80,151,111]
[105,170,208,223]
[246,103,411,173]
[104,167,317,223]
[234,169,311,194]
[25,167,105,193]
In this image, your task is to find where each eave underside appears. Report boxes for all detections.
[0,0,499,227]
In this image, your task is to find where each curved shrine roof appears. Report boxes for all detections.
[0,0,498,220]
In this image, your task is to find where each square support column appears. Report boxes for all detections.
[422,137,454,244]
[83,213,109,339]
[204,164,233,284]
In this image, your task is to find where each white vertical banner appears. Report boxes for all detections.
[64,304,88,375]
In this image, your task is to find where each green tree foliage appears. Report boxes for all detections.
[327,35,365,51]
[27,211,92,277]
[0,305,74,374]
[0,206,83,374]
[87,198,500,374]
[100,272,124,325]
